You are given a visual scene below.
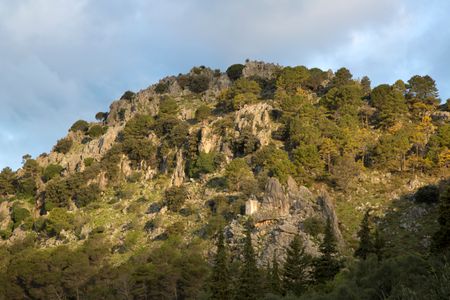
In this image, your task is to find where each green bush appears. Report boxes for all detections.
[155,81,170,94]
[187,74,210,93]
[87,125,107,138]
[70,120,89,132]
[190,152,217,178]
[0,167,16,196]
[84,157,95,167]
[165,186,188,212]
[159,97,179,115]
[42,164,64,182]
[95,112,108,122]
[11,206,31,229]
[53,138,73,154]
[415,185,439,204]
[44,179,71,211]
[120,90,135,101]
[195,104,211,122]
[226,64,245,81]
[73,184,101,208]
[302,216,325,237]
[45,208,74,236]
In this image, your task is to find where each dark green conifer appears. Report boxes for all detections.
[210,230,231,300]
[354,210,373,260]
[270,251,282,295]
[373,228,385,262]
[313,218,341,284]
[236,225,261,300]
[432,181,450,252]
[282,235,311,296]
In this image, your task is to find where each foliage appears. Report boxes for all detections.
[42,164,64,182]
[120,90,135,101]
[70,120,89,132]
[165,186,188,212]
[44,179,71,211]
[187,74,210,93]
[354,210,373,260]
[252,145,295,184]
[0,167,16,196]
[237,226,262,299]
[195,104,212,122]
[73,184,101,208]
[189,151,218,178]
[432,180,450,252]
[155,81,170,94]
[224,158,256,194]
[276,66,310,94]
[313,218,341,284]
[209,230,231,299]
[226,64,245,81]
[282,235,312,296]
[415,185,440,204]
[53,137,73,154]
[95,112,108,122]
[11,206,31,229]
[87,124,107,138]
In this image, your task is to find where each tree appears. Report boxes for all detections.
[95,112,108,122]
[370,84,408,128]
[70,120,89,132]
[331,67,353,88]
[190,151,218,178]
[313,218,341,284]
[165,186,188,212]
[42,164,64,182]
[226,64,245,81]
[195,104,212,122]
[224,159,255,193]
[373,229,385,262]
[354,210,373,260]
[432,180,450,252]
[276,66,310,95]
[0,167,16,196]
[210,230,231,299]
[236,226,261,299]
[270,252,282,295]
[360,76,371,95]
[54,138,73,154]
[282,235,312,296]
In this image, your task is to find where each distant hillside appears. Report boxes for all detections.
[0,61,449,299]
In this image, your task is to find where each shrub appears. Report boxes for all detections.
[155,81,170,94]
[165,186,188,212]
[45,208,74,236]
[95,112,108,122]
[44,179,71,211]
[225,158,256,194]
[11,206,31,228]
[42,164,64,182]
[70,120,89,132]
[159,97,179,115]
[187,74,210,93]
[53,138,73,154]
[303,216,325,237]
[0,167,16,196]
[118,108,126,121]
[195,104,211,122]
[415,185,439,204]
[73,184,101,208]
[87,125,107,138]
[120,90,135,101]
[84,157,95,167]
[190,152,217,178]
[226,64,245,81]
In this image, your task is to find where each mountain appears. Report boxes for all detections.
[0,61,449,299]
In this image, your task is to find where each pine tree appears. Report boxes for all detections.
[313,218,341,284]
[236,225,261,300]
[270,251,282,295]
[373,228,385,262]
[210,230,231,300]
[432,181,450,252]
[282,235,312,296]
[354,210,373,260]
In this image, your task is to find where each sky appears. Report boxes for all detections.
[0,0,449,169]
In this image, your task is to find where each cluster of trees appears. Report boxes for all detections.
[209,219,342,299]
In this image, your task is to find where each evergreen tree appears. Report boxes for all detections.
[282,235,312,296]
[270,251,282,295]
[236,225,261,300]
[354,210,373,260]
[432,180,450,252]
[373,228,385,262]
[210,230,231,300]
[313,218,341,284]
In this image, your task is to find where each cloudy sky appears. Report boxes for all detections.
[0,0,449,169]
